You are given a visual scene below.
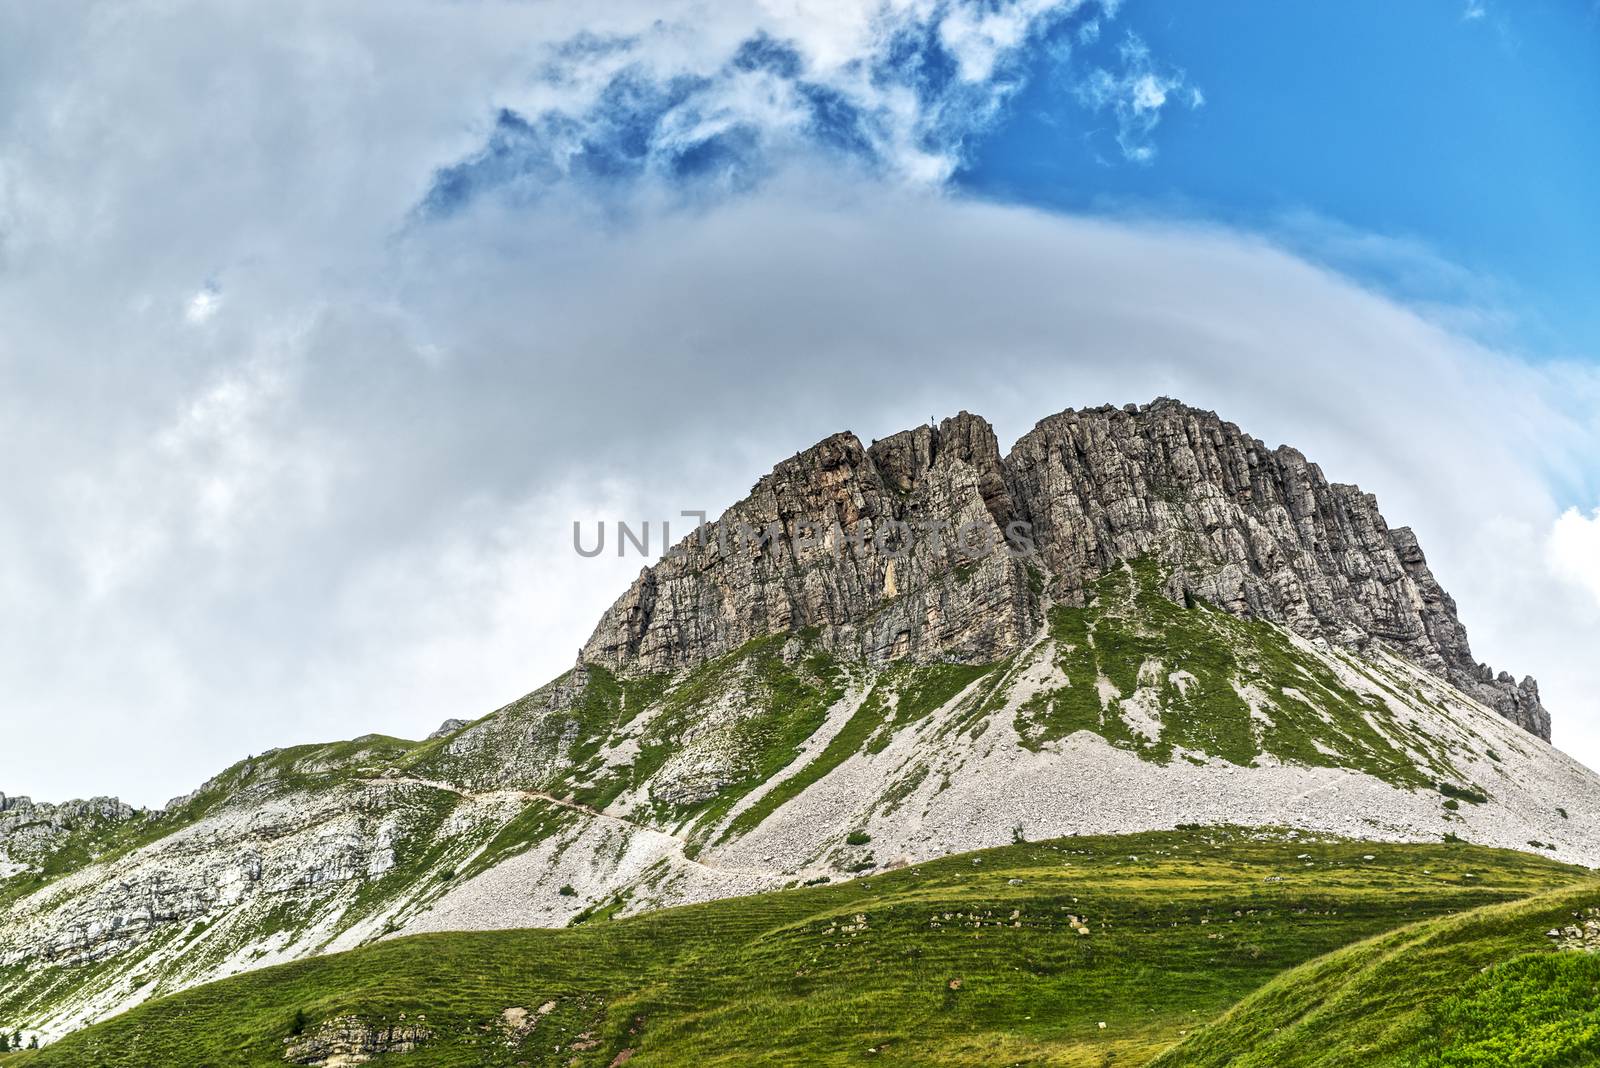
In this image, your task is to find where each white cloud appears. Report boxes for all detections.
[1464,0,1489,22]
[1551,508,1600,607]
[938,0,1078,83]
[409,0,1116,198]
[184,286,221,323]
[1075,33,1201,162]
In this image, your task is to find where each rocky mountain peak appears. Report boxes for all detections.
[580,398,1548,738]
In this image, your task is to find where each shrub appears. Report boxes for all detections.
[1438,782,1489,805]
[845,831,871,846]
[559,884,578,897]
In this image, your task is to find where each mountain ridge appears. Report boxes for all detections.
[581,398,1547,737]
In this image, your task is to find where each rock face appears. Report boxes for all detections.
[1007,401,1548,739]
[284,1015,432,1064]
[579,412,1040,675]
[426,719,469,740]
[582,399,1548,739]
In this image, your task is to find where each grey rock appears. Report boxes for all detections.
[581,398,1549,738]
[284,1015,432,1064]
[580,412,1040,676]
[427,719,469,740]
[0,794,139,871]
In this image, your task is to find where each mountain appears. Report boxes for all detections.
[583,400,1547,737]
[1,398,1593,1049]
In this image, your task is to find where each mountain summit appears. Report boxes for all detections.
[584,399,1547,738]
[1,398,1588,1044]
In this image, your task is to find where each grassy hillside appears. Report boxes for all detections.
[1,829,1587,1067]
[1152,879,1600,1067]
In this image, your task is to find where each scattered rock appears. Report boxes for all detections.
[1548,908,1600,952]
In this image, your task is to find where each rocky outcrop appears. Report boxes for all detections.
[1548,908,1600,953]
[580,399,1548,738]
[0,794,141,873]
[284,1015,431,1064]
[426,719,469,740]
[579,412,1040,676]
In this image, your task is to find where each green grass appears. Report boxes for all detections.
[1152,881,1600,1067]
[3,830,1586,1068]
[1415,950,1600,1066]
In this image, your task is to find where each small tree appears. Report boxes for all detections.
[0,1031,11,1052]
[291,1008,307,1037]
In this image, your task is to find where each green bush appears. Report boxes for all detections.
[1438,782,1490,805]
[1417,952,1600,1066]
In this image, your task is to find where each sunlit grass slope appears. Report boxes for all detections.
[1152,879,1600,1067]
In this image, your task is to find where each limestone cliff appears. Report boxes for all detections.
[581,399,1548,739]
[578,412,1040,673]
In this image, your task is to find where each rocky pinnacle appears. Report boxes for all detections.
[579,399,1549,739]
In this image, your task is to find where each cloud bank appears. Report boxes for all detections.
[0,2,1594,806]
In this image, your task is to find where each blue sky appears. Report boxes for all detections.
[2,0,1599,804]
[966,1,1600,362]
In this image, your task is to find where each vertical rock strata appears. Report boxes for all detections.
[580,412,1039,673]
[580,399,1548,739]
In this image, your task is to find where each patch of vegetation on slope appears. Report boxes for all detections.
[1,830,1584,1068]
[721,660,995,841]
[1016,560,1448,787]
[402,634,855,836]
[1153,880,1600,1067]
[543,635,854,841]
